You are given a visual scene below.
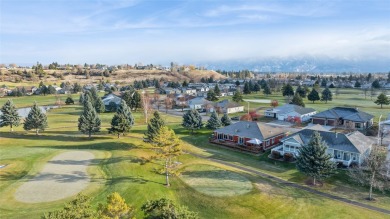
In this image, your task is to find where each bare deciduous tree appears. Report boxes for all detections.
[141,91,152,123]
[348,146,390,200]
[164,96,173,113]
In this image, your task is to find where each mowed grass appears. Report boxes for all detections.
[180,164,253,197]
[0,95,389,218]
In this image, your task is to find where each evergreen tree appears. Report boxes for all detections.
[95,97,106,113]
[182,80,188,87]
[42,194,97,219]
[308,88,320,103]
[282,83,294,97]
[206,111,222,129]
[296,85,307,98]
[79,93,84,104]
[235,80,240,86]
[0,99,20,132]
[206,90,218,101]
[296,131,337,185]
[320,79,327,87]
[372,80,380,89]
[374,93,390,108]
[253,83,260,93]
[214,84,221,96]
[291,93,305,107]
[354,81,361,88]
[182,109,203,134]
[130,91,142,112]
[78,95,101,138]
[321,87,333,103]
[89,87,100,107]
[65,96,74,105]
[108,100,134,138]
[243,82,251,94]
[122,90,133,107]
[263,84,271,96]
[23,102,48,135]
[142,198,198,219]
[220,113,232,126]
[144,111,165,142]
[232,90,243,102]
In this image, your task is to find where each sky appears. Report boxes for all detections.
[0,0,389,66]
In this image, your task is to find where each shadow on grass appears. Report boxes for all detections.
[30,141,139,151]
[0,131,114,142]
[181,169,250,183]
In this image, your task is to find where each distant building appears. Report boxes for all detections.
[264,104,316,122]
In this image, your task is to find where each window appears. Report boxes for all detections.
[355,123,361,129]
[224,134,228,139]
[285,145,290,151]
[229,135,233,141]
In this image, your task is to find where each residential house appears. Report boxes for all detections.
[211,121,286,153]
[271,125,373,167]
[181,88,197,95]
[214,99,244,114]
[311,107,374,130]
[102,93,122,108]
[264,104,316,122]
[187,97,210,110]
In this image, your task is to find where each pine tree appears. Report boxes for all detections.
[0,99,20,132]
[122,90,133,107]
[79,93,84,104]
[23,102,48,135]
[221,113,232,126]
[182,109,203,134]
[214,84,221,96]
[108,100,134,138]
[308,88,320,103]
[320,87,333,103]
[253,83,260,93]
[243,82,251,94]
[206,111,222,129]
[296,85,307,98]
[89,87,99,107]
[263,84,271,96]
[206,90,218,101]
[65,96,74,105]
[78,95,101,138]
[296,131,337,185]
[95,97,106,113]
[144,111,165,142]
[232,90,243,102]
[282,83,294,97]
[291,93,305,107]
[130,91,142,112]
[374,93,390,108]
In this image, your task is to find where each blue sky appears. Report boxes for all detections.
[0,0,389,66]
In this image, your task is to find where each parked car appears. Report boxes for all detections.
[231,116,239,120]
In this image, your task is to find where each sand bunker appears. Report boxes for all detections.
[14,151,95,203]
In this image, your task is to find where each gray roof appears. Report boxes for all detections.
[273,104,316,115]
[214,121,285,140]
[216,99,241,108]
[283,128,373,154]
[312,107,374,122]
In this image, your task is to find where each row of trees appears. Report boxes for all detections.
[43,193,198,219]
[0,100,47,134]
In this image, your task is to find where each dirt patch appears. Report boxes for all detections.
[14,151,95,203]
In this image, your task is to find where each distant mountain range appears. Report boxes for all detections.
[200,56,390,73]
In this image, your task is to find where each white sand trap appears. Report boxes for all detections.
[14,151,95,203]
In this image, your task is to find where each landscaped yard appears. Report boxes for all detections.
[0,92,389,218]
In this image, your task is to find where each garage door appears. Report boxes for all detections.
[313,118,325,125]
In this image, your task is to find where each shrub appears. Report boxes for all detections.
[283,153,294,162]
[271,150,281,159]
[65,97,74,105]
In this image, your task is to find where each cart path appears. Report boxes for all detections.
[14,151,94,203]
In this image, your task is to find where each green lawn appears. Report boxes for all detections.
[0,94,389,218]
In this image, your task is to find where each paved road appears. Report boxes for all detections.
[187,152,390,215]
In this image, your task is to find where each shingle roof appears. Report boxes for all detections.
[312,107,374,122]
[283,128,373,154]
[214,121,285,140]
[269,104,316,115]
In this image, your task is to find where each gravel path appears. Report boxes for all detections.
[14,151,95,203]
